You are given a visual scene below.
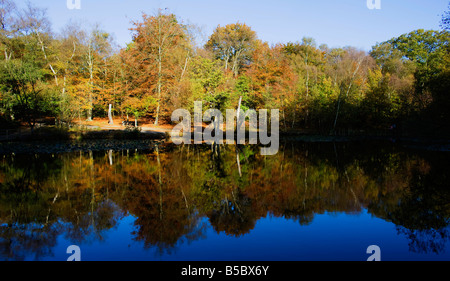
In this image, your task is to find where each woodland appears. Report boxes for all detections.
[0,1,450,138]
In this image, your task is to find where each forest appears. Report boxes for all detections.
[1,0,450,137]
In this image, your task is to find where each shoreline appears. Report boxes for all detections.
[1,131,450,155]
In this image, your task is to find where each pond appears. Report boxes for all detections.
[0,140,449,261]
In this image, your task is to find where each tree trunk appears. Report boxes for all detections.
[36,32,58,86]
[236,148,242,177]
[332,58,364,134]
[154,18,163,126]
[87,96,93,121]
[108,104,113,124]
[156,145,163,220]
[154,51,162,126]
[87,41,94,122]
[237,96,242,128]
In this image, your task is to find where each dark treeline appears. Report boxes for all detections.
[1,0,450,136]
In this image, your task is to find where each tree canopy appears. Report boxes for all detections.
[0,1,449,136]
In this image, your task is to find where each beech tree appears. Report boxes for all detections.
[82,26,113,121]
[55,21,85,124]
[125,10,190,126]
[206,23,257,77]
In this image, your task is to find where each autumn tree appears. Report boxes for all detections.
[206,23,257,77]
[326,48,373,133]
[82,25,114,121]
[53,21,85,125]
[244,41,297,128]
[124,10,191,126]
[283,38,326,127]
[100,53,124,121]
[284,38,324,98]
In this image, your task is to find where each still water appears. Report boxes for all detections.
[0,141,449,261]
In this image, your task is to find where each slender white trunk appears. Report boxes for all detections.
[333,57,364,133]
[180,51,190,81]
[108,104,113,124]
[155,17,162,126]
[236,96,242,129]
[87,43,94,121]
[36,32,58,86]
[236,149,242,177]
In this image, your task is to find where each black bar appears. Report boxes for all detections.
[1,261,448,280]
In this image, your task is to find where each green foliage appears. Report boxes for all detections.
[188,56,233,112]
[0,59,50,128]
[0,2,449,136]
[377,30,450,124]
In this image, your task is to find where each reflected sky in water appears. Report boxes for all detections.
[1,141,449,261]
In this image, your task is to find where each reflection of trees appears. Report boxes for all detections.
[385,153,450,255]
[0,152,125,260]
[396,226,450,255]
[191,143,450,254]
[209,190,256,237]
[62,199,124,244]
[0,223,61,261]
[112,146,207,255]
[0,142,450,259]
[0,154,62,260]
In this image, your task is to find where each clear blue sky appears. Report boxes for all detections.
[15,0,449,51]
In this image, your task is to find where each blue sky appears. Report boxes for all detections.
[15,0,449,51]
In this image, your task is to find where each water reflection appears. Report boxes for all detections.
[0,142,449,260]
